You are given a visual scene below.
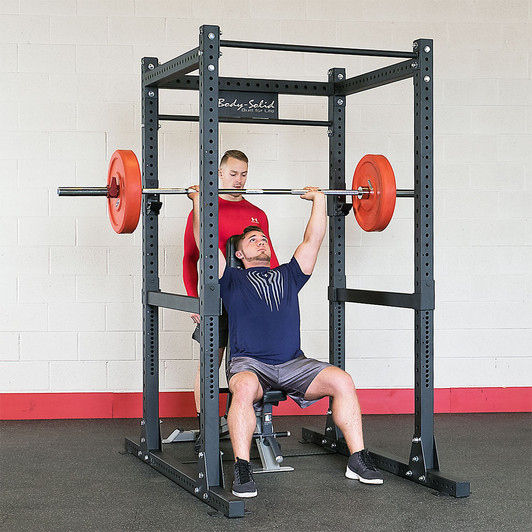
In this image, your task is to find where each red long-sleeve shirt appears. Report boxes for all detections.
[183,197,279,297]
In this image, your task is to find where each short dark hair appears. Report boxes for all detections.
[236,225,264,250]
[220,150,248,166]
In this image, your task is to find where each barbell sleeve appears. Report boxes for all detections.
[57,187,108,196]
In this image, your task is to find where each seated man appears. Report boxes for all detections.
[189,186,383,498]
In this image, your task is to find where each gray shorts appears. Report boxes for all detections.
[227,354,332,409]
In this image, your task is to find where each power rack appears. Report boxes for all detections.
[124,24,470,518]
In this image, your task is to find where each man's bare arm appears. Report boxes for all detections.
[188,186,226,279]
[293,188,326,275]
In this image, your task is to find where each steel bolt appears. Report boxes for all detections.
[418,475,426,482]
[203,493,208,500]
[326,426,333,432]
[198,472,204,479]
[148,63,155,70]
[208,32,215,40]
[321,439,327,445]
[406,470,413,477]
[208,64,215,72]
[137,450,142,457]
[148,90,155,97]
[194,487,200,494]
[423,76,431,83]
[337,73,344,80]
[337,98,344,105]
[331,443,337,449]
[412,456,419,463]
[198,452,204,458]
[198,50,203,56]
[424,46,431,53]
[412,437,420,443]
[413,42,419,50]
[327,410,332,416]
[411,62,418,69]
[140,419,145,426]
[144,455,149,461]
[140,437,145,443]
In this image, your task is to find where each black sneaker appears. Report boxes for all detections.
[232,457,257,498]
[345,449,384,484]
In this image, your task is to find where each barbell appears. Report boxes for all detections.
[57,150,414,234]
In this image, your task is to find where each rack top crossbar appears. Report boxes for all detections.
[220,39,417,59]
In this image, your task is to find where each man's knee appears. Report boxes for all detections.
[341,375,358,400]
[229,371,263,402]
[322,367,357,397]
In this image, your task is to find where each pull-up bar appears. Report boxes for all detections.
[220,39,417,59]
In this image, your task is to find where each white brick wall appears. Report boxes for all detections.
[0,2,530,394]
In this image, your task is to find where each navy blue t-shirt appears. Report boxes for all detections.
[219,257,310,365]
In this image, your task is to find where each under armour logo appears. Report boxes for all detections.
[251,217,259,224]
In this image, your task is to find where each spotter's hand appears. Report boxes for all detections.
[187,185,199,200]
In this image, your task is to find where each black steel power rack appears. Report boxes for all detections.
[124,24,470,518]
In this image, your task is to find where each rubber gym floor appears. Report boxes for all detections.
[1,413,530,532]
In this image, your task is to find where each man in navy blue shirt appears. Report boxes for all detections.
[189,186,383,498]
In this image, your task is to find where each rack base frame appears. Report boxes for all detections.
[301,427,470,498]
[124,437,245,518]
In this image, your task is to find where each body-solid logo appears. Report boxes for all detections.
[218,91,278,119]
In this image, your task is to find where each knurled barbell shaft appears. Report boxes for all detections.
[57,187,414,198]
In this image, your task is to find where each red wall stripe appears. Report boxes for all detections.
[0,387,530,420]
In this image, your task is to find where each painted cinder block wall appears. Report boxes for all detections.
[0,0,530,416]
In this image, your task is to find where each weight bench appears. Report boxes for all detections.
[253,390,293,473]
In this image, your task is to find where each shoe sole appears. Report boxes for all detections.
[345,467,384,484]
[232,489,258,498]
